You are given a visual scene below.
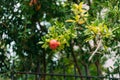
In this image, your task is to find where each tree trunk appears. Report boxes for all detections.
[84,64,91,80]
[95,60,102,76]
[70,40,84,80]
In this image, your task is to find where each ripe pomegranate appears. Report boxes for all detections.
[49,39,60,50]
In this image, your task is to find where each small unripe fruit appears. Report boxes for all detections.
[29,0,37,6]
[29,0,33,6]
[33,0,37,5]
[49,39,60,50]
[36,4,41,11]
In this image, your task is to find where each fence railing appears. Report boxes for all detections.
[13,72,120,80]
[0,68,120,80]
[0,58,120,80]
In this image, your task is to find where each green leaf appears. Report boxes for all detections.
[42,43,48,49]
[38,41,44,44]
[85,36,94,42]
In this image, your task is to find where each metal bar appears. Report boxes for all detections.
[74,65,77,80]
[11,72,14,80]
[117,66,120,79]
[107,68,111,80]
[50,61,53,80]
[12,72,119,79]
[63,65,66,80]
[0,71,120,79]
[25,74,28,80]
[11,60,15,80]
[38,63,41,80]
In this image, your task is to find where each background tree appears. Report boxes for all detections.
[0,0,120,80]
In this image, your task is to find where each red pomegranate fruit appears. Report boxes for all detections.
[49,39,60,50]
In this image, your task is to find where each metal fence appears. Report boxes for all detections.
[0,64,120,80]
[9,72,120,80]
[0,53,120,80]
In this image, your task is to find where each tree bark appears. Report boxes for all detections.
[70,40,83,80]
[84,64,91,80]
[95,60,102,76]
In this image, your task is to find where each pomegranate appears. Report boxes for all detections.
[49,39,60,50]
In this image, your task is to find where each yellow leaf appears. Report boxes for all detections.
[78,20,85,24]
[88,26,98,34]
[78,2,83,12]
[73,4,78,9]
[75,15,80,21]
[65,19,75,23]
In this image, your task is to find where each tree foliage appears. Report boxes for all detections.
[0,0,120,79]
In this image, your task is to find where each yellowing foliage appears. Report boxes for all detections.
[85,22,113,42]
[66,2,88,25]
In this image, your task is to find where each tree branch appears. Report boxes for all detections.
[95,60,102,76]
[89,39,102,61]
[70,40,83,80]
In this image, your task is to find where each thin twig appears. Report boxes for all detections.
[89,39,102,61]
[1,22,9,28]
